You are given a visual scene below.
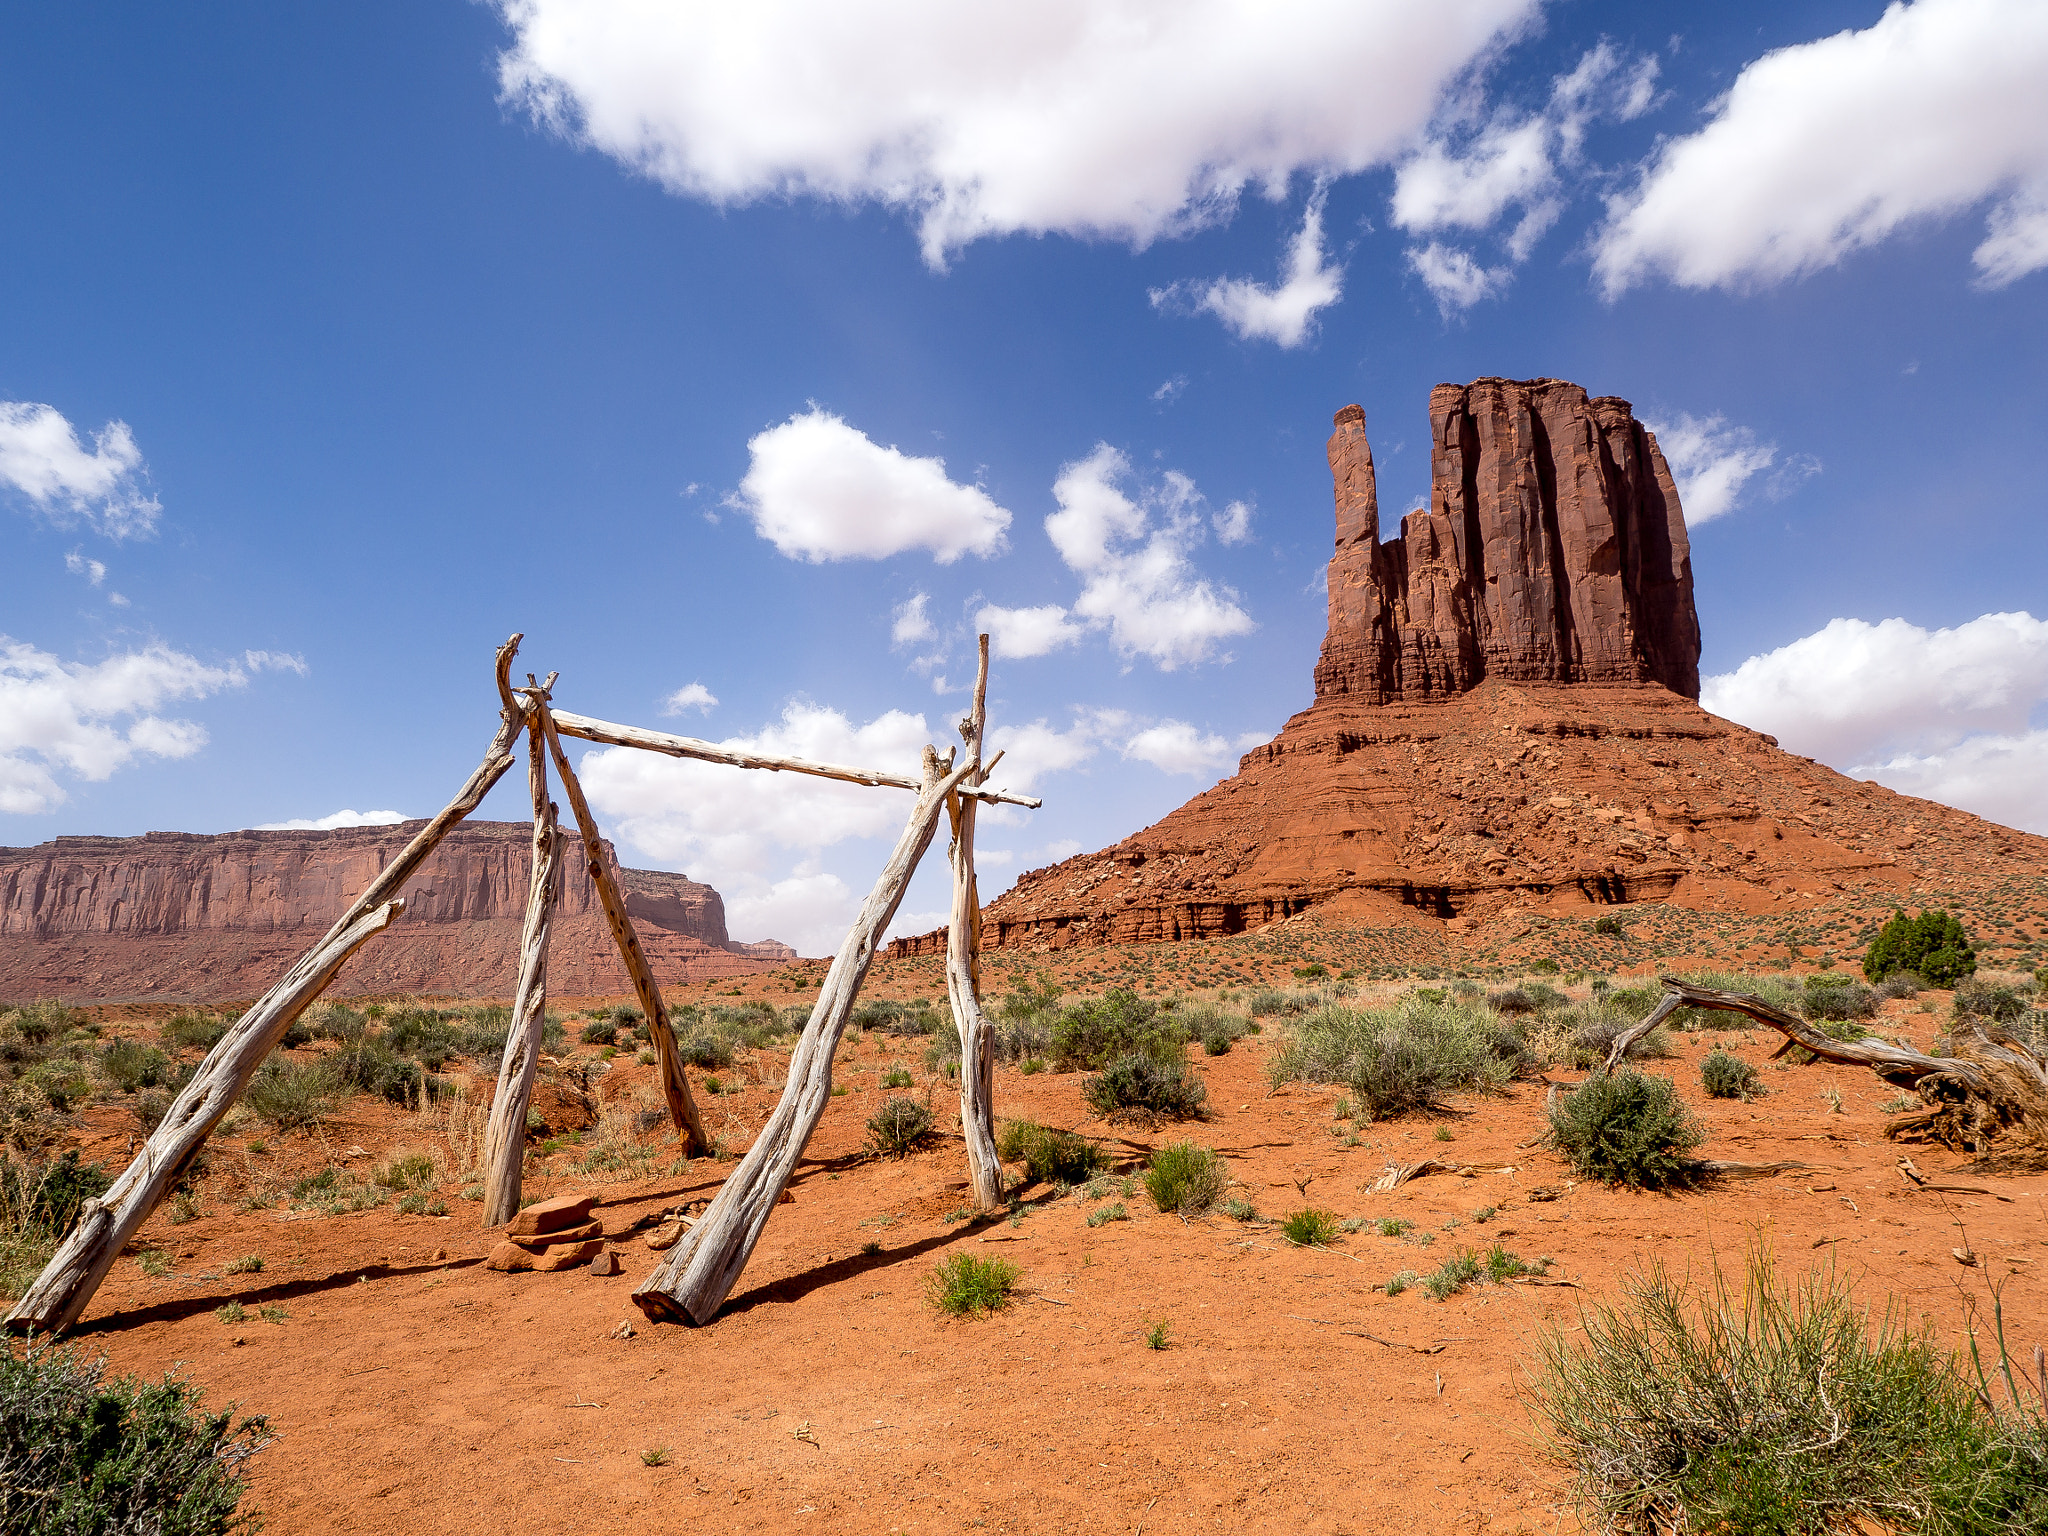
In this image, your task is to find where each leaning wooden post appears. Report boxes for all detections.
[948,635,1003,1210]
[5,901,403,1333]
[6,634,532,1335]
[481,694,562,1227]
[634,747,975,1325]
[536,699,710,1155]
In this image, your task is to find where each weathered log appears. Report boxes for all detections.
[549,708,1041,809]
[6,901,403,1333]
[537,702,709,1155]
[1659,977,2048,1171]
[948,635,1004,1210]
[633,747,975,1325]
[482,714,562,1226]
[1601,992,1686,1073]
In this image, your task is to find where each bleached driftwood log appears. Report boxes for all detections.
[7,633,534,1334]
[1660,977,2048,1172]
[550,709,1041,809]
[5,901,404,1333]
[634,747,975,1325]
[948,635,1003,1210]
[482,710,562,1226]
[537,701,708,1155]
[1600,992,1686,1073]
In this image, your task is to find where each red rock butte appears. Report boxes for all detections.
[892,377,2048,955]
[0,820,793,1004]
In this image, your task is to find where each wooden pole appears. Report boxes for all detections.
[6,633,532,1334]
[548,708,1041,809]
[5,900,404,1333]
[633,747,975,1325]
[536,699,709,1155]
[481,702,562,1226]
[948,635,1003,1210]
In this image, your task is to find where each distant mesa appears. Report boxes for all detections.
[891,377,2045,956]
[0,820,794,1004]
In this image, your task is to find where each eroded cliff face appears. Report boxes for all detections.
[885,380,2044,957]
[0,821,793,1002]
[1313,379,1699,704]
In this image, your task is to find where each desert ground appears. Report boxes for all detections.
[28,924,2048,1536]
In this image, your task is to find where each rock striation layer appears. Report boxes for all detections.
[0,821,795,1003]
[1315,378,1699,704]
[889,380,2045,956]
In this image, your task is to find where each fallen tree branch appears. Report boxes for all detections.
[1602,992,1686,1073]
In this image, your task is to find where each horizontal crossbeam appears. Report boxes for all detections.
[548,709,1043,809]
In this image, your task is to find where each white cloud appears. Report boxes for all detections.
[0,401,160,540]
[1648,412,1780,525]
[1151,376,1187,405]
[890,592,936,646]
[986,710,1125,791]
[0,638,251,814]
[1032,838,1085,864]
[1406,241,1513,313]
[1122,719,1239,776]
[977,603,1083,660]
[242,650,309,676]
[1212,500,1254,547]
[735,409,1010,564]
[1150,190,1343,346]
[1701,610,2048,833]
[661,682,718,716]
[65,551,107,587]
[1393,42,1659,309]
[579,702,943,953]
[1594,0,2048,295]
[495,0,1542,268]
[253,808,410,832]
[1030,446,1254,670]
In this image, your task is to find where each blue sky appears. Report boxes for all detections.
[4,1,2045,953]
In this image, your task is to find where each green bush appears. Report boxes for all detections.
[159,1013,229,1054]
[1548,1069,1704,1189]
[0,1336,272,1534]
[579,1019,618,1046]
[996,1120,1105,1185]
[243,1058,339,1133]
[328,1036,438,1106]
[676,1030,734,1069]
[1051,990,1184,1070]
[1802,974,1880,1021]
[863,1096,935,1158]
[1144,1141,1228,1215]
[3,1151,114,1294]
[1082,1053,1207,1120]
[1417,1244,1546,1300]
[1528,1248,2048,1536]
[99,1038,173,1094]
[1268,995,1528,1118]
[1280,1208,1339,1246]
[1865,908,1977,988]
[1181,1002,1249,1056]
[1954,977,2035,1026]
[880,1064,913,1089]
[1700,1050,1761,1101]
[926,1254,1019,1317]
[1561,1001,1677,1069]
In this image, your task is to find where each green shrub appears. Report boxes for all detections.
[372,1151,435,1190]
[0,1336,272,1534]
[1051,990,1184,1070]
[1086,1203,1127,1228]
[3,1151,114,1293]
[1528,1248,2048,1536]
[864,1096,935,1158]
[1417,1244,1547,1300]
[997,1120,1105,1184]
[1082,1053,1207,1120]
[579,1019,618,1046]
[1561,1002,1677,1069]
[160,1012,229,1053]
[100,1038,173,1094]
[328,1036,438,1106]
[926,1254,1019,1317]
[243,1058,339,1133]
[1280,1208,1339,1246]
[1592,914,1627,937]
[1954,977,2034,1026]
[1181,1002,1249,1056]
[1802,974,1880,1021]
[1548,1070,1704,1189]
[1700,1050,1761,1101]
[1865,908,1977,988]
[1268,995,1528,1118]
[880,1064,913,1089]
[676,1030,734,1069]
[1144,1142,1227,1215]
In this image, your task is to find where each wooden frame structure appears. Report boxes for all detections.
[6,633,1038,1333]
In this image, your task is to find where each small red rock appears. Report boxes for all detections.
[506,1194,597,1238]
